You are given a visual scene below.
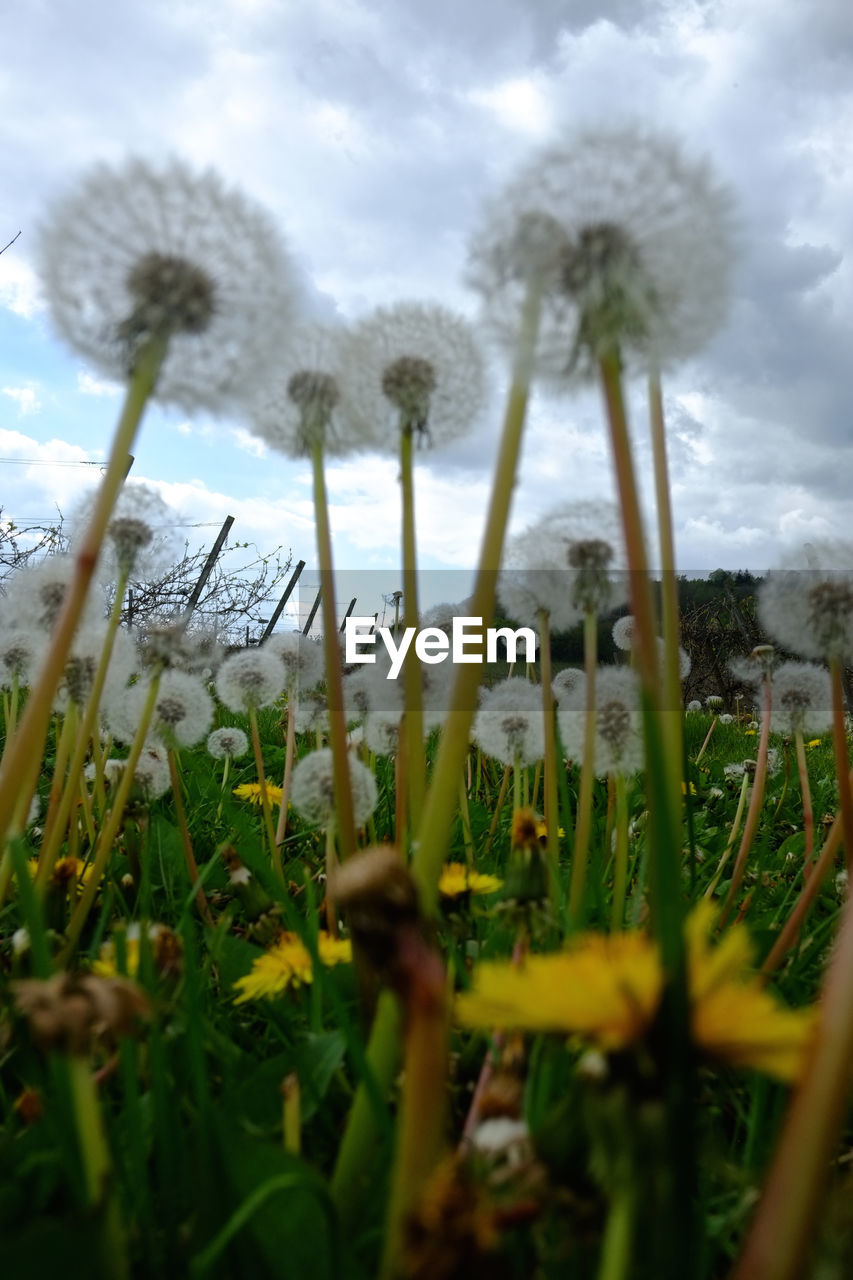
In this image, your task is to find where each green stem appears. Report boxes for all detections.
[597,1182,635,1280]
[718,676,772,927]
[794,729,815,872]
[311,442,357,862]
[648,372,684,791]
[411,277,543,914]
[249,706,281,883]
[569,610,598,927]
[67,1053,129,1280]
[60,674,162,962]
[332,277,544,1228]
[0,337,164,849]
[537,609,560,886]
[610,772,629,931]
[400,426,426,836]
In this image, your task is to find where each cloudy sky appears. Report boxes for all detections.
[2,0,852,628]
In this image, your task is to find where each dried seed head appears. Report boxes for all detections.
[12,972,150,1056]
[287,368,341,447]
[120,250,216,350]
[381,355,437,431]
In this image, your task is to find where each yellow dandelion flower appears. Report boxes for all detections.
[438,863,504,898]
[807,738,822,750]
[233,932,352,1004]
[457,932,661,1051]
[457,906,815,1082]
[233,781,285,806]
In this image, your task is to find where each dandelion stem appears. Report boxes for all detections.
[249,706,282,883]
[0,337,165,849]
[411,277,542,913]
[704,769,750,900]
[569,609,599,927]
[37,572,131,889]
[719,676,772,927]
[400,426,426,836]
[311,442,357,863]
[794,729,815,872]
[648,370,685,802]
[274,702,297,847]
[60,675,162,962]
[830,658,853,871]
[610,772,630,930]
[733,867,853,1280]
[67,1053,129,1280]
[760,795,845,980]
[537,609,560,881]
[332,278,543,1231]
[167,748,214,927]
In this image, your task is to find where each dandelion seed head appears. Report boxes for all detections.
[558,666,643,776]
[38,156,300,412]
[249,324,356,458]
[769,661,832,737]
[499,501,627,630]
[552,667,586,705]
[290,747,378,829]
[207,726,250,761]
[265,631,325,692]
[759,542,853,663]
[612,615,637,652]
[468,125,734,380]
[215,648,283,713]
[346,301,488,451]
[473,678,544,767]
[72,482,182,582]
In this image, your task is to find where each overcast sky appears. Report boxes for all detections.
[2,0,852,627]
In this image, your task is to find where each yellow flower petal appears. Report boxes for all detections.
[438,863,504,898]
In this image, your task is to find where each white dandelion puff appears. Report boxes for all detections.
[473,678,545,767]
[215,648,284,714]
[769,662,832,738]
[468,125,735,381]
[38,156,301,411]
[759,541,853,664]
[290,747,377,829]
[248,324,358,458]
[346,302,488,451]
[558,666,643,777]
[207,726,250,761]
[498,501,628,632]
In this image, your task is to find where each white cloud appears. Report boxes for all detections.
[0,257,42,319]
[76,371,121,397]
[466,76,553,136]
[3,384,41,415]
